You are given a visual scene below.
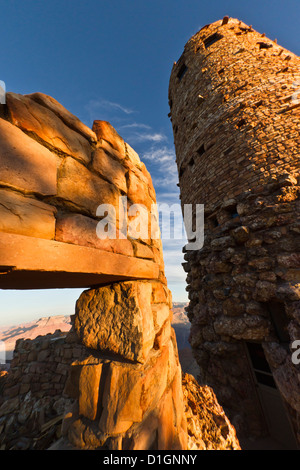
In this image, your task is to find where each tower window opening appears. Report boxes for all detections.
[254,99,263,108]
[257,41,273,50]
[265,301,290,344]
[209,216,219,228]
[177,63,188,81]
[204,33,223,49]
[246,342,277,389]
[188,157,195,167]
[227,205,239,219]
[197,144,205,156]
[236,118,246,128]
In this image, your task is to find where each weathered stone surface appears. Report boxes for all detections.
[0,232,159,289]
[152,304,171,332]
[140,347,169,413]
[99,362,144,434]
[92,147,127,192]
[0,90,190,452]
[6,93,92,164]
[0,117,57,195]
[92,121,125,156]
[0,189,56,239]
[213,315,270,340]
[57,156,119,215]
[127,170,154,209]
[182,374,241,450]
[74,282,155,362]
[129,412,159,450]
[157,388,177,449]
[26,92,97,143]
[55,213,134,257]
[131,240,154,259]
[78,364,103,421]
[125,142,142,168]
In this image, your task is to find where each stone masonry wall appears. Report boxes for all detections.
[169,18,300,208]
[0,91,187,450]
[0,92,163,276]
[169,18,300,446]
[0,332,240,450]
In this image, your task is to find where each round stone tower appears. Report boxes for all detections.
[169,18,300,448]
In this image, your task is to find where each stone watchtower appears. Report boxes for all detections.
[169,18,300,447]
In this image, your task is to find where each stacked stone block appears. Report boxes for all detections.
[0,92,162,271]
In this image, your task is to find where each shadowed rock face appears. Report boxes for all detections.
[169,17,300,446]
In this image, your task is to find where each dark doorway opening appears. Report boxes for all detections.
[245,342,298,449]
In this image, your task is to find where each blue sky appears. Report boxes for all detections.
[0,0,299,326]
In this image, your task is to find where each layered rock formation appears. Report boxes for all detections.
[169,17,300,446]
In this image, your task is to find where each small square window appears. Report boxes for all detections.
[204,33,223,49]
[197,144,205,156]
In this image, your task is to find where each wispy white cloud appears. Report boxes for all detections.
[142,146,178,187]
[132,132,167,143]
[85,98,135,122]
[118,122,152,130]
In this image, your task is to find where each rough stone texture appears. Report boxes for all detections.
[74,282,156,363]
[55,213,134,257]
[92,147,127,192]
[182,374,240,450]
[169,17,300,446]
[169,18,300,208]
[0,189,56,239]
[57,156,120,216]
[26,92,97,144]
[0,331,83,450]
[0,117,58,196]
[6,92,92,164]
[0,91,164,289]
[0,334,240,451]
[92,120,126,158]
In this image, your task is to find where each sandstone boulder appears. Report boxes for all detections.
[6,93,92,164]
[26,92,97,143]
[92,147,127,192]
[92,121,125,157]
[57,156,119,216]
[74,282,155,363]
